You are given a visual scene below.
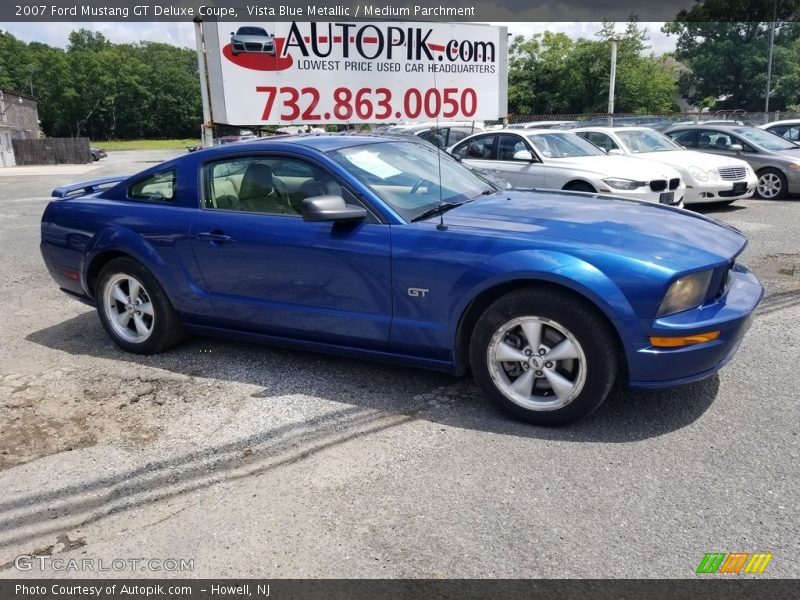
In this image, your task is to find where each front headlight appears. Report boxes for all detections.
[657,270,714,317]
[602,178,645,190]
[688,166,708,182]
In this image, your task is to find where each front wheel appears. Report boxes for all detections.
[755,168,788,200]
[469,287,618,426]
[96,257,184,354]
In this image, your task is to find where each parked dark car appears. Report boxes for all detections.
[42,135,762,425]
[664,123,800,199]
[90,147,107,161]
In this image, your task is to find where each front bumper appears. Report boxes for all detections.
[683,174,758,204]
[604,183,686,207]
[627,265,763,388]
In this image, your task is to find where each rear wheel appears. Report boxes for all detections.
[755,168,788,200]
[96,257,184,354]
[469,287,618,426]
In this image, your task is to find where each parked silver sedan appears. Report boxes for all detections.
[664,124,800,199]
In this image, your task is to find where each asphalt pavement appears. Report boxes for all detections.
[0,151,797,578]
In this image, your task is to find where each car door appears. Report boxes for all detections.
[189,153,392,350]
[451,133,497,174]
[492,133,546,189]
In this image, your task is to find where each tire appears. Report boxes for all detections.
[95,257,184,354]
[755,168,788,200]
[469,287,618,426]
[563,181,596,193]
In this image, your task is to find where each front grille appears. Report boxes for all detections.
[669,178,680,190]
[245,43,263,51]
[650,180,667,192]
[717,166,747,181]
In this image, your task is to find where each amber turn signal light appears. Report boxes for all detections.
[650,331,720,348]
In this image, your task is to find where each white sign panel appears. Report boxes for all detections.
[204,21,507,125]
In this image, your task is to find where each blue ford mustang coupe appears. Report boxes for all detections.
[40,135,763,425]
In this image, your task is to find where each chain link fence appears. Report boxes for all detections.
[499,110,800,130]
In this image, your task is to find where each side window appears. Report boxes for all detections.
[782,126,800,141]
[581,132,617,151]
[447,129,471,145]
[497,134,533,161]
[203,156,346,216]
[667,129,697,148]
[417,128,447,148]
[128,169,176,203]
[733,137,758,153]
[698,129,733,150]
[452,135,495,160]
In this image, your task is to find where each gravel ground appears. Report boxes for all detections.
[0,151,798,578]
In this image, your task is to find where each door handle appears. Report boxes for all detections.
[197,231,233,243]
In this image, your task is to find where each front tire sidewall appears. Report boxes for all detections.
[470,288,618,426]
[756,169,788,200]
[95,258,183,354]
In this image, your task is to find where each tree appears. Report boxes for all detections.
[663,0,800,110]
[0,28,201,140]
[507,21,678,115]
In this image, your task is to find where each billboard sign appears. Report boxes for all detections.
[203,21,507,125]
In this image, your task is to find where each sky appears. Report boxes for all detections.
[0,21,678,55]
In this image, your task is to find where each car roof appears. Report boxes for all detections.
[761,119,800,127]
[193,133,401,156]
[572,126,653,132]
[665,123,751,131]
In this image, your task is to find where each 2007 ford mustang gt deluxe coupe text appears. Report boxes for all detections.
[40,135,763,425]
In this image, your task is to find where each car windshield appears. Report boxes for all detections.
[328,141,492,222]
[237,27,268,36]
[616,129,682,153]
[524,132,606,158]
[731,127,798,151]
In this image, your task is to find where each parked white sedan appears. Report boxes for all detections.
[572,126,757,205]
[450,129,686,206]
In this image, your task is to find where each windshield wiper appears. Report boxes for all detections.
[410,200,466,223]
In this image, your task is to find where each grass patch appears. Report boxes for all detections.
[95,139,200,151]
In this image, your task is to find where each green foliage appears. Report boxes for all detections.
[663,0,800,110]
[508,21,679,115]
[0,28,201,139]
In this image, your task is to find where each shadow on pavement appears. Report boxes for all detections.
[0,311,723,551]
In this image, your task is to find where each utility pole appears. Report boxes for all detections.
[608,38,618,127]
[765,0,778,119]
[27,65,35,96]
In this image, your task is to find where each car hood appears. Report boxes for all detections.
[633,150,749,170]
[545,155,680,180]
[438,191,746,269]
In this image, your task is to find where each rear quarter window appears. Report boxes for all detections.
[128,169,176,203]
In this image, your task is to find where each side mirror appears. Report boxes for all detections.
[230,32,235,35]
[607,148,624,156]
[302,195,367,222]
[450,153,462,162]
[513,150,534,161]
[730,144,743,153]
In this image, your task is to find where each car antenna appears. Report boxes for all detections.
[433,66,447,231]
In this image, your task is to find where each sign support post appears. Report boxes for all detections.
[194,18,215,149]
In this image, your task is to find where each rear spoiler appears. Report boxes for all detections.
[51,175,130,199]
